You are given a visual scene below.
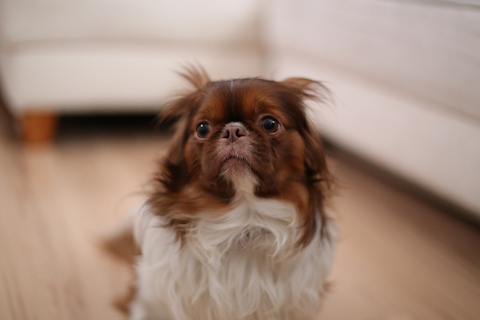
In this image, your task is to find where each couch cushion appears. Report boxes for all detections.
[2,43,264,112]
[0,1,259,45]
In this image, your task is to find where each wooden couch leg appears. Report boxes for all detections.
[21,112,59,145]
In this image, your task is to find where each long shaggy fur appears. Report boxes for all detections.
[132,194,335,320]
[130,67,336,320]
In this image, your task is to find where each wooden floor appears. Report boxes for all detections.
[0,113,479,320]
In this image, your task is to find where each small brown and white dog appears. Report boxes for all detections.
[129,67,335,320]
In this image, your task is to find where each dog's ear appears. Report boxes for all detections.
[157,66,210,168]
[280,77,331,184]
[157,93,199,168]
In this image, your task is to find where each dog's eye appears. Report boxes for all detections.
[196,122,210,139]
[262,117,279,133]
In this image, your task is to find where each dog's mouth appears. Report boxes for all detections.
[219,153,253,177]
[221,154,250,166]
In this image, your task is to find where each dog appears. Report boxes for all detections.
[129,67,336,320]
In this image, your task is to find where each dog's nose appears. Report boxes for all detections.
[221,123,247,143]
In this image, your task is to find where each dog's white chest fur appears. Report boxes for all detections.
[131,194,335,320]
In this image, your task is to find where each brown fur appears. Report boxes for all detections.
[148,68,333,246]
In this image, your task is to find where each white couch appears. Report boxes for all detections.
[0,0,264,141]
[263,0,480,217]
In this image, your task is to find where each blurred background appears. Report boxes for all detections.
[0,1,479,319]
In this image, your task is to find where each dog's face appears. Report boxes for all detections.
[150,68,331,245]
[186,78,315,194]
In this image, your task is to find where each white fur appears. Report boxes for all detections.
[131,191,335,320]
